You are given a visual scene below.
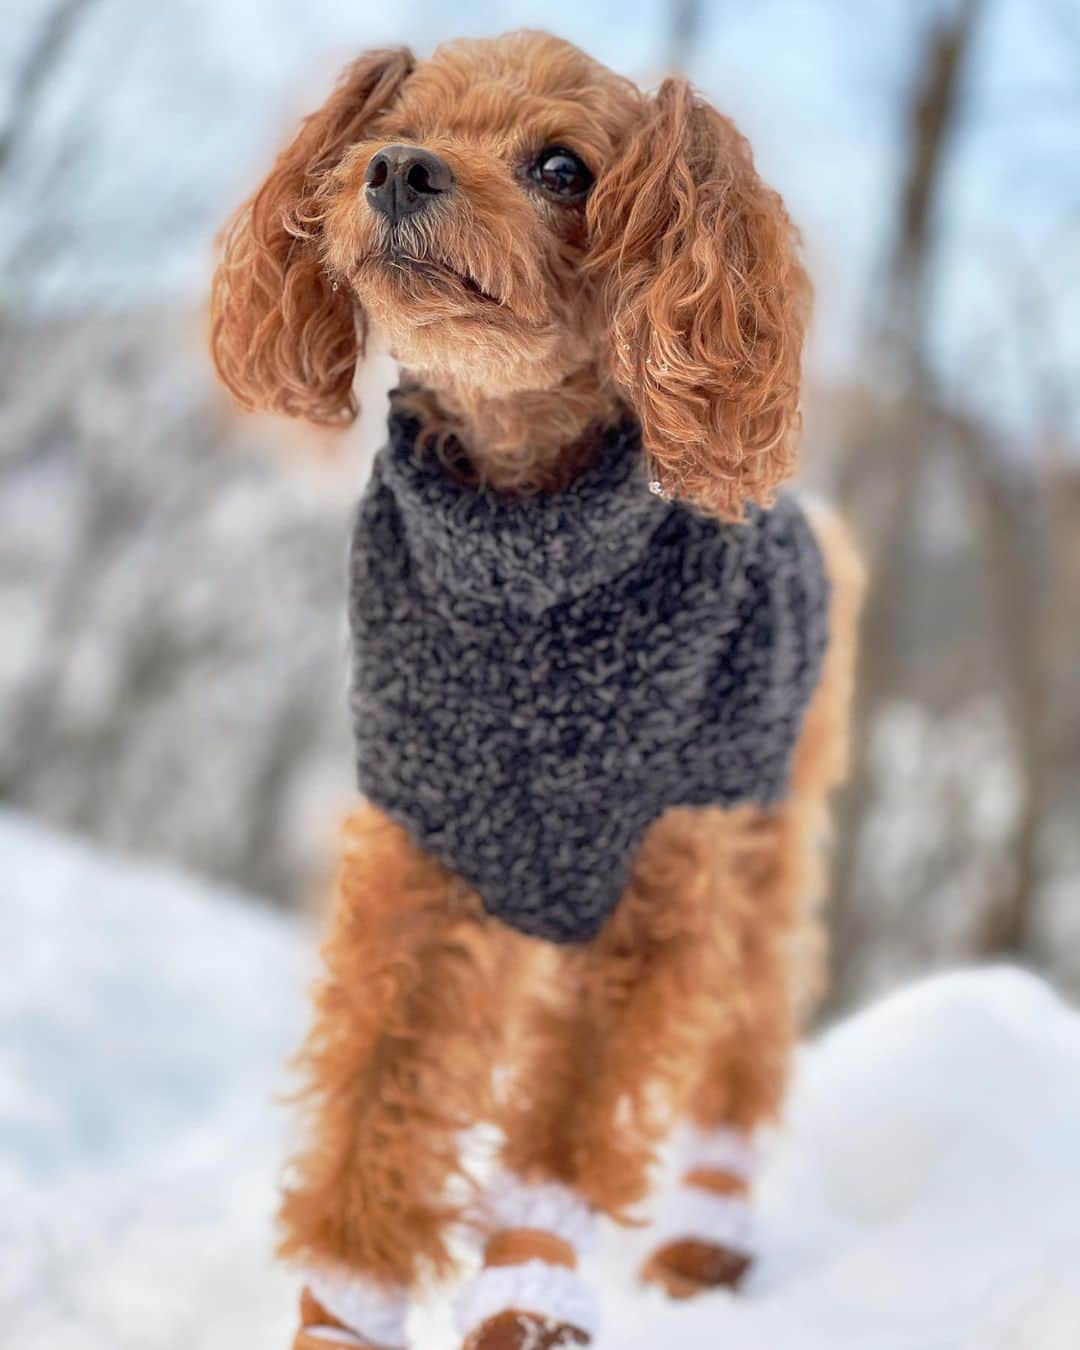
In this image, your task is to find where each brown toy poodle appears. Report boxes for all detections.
[210,30,862,1350]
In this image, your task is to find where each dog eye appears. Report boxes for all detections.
[530,146,594,201]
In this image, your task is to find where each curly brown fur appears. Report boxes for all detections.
[211,48,415,423]
[587,79,810,519]
[279,805,526,1286]
[210,32,808,506]
[210,27,862,1324]
[497,806,753,1218]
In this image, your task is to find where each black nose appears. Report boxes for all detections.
[364,144,454,226]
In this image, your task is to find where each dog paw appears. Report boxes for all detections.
[640,1238,752,1299]
[640,1124,759,1299]
[462,1309,591,1349]
[456,1259,598,1349]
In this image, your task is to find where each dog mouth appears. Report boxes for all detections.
[378,252,504,308]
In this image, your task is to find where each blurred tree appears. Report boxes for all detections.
[0,0,102,173]
[829,0,988,1010]
[0,313,355,907]
[667,0,705,72]
[826,0,1080,1007]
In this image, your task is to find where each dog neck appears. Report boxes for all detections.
[394,363,626,493]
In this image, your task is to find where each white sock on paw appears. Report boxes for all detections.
[458,1172,599,1337]
[650,1125,760,1252]
[305,1267,408,1349]
[478,1169,596,1255]
[649,1185,755,1252]
[455,1260,600,1339]
[671,1123,761,1185]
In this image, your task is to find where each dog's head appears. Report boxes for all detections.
[211,31,809,517]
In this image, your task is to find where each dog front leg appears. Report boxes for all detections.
[280,804,515,1349]
[458,809,733,1348]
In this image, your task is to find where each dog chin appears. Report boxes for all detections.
[358,272,565,391]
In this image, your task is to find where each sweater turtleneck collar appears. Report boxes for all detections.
[380,401,675,614]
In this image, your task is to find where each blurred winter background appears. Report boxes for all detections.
[2,1,1080,1347]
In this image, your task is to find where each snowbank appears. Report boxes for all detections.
[0,811,309,1349]
[3,811,1079,1348]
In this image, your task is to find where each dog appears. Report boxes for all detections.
[211,30,862,1350]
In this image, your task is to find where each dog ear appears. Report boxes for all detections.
[588,79,810,519]
[210,48,414,425]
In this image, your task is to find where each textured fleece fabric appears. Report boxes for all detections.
[348,402,830,943]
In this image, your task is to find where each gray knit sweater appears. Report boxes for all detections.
[348,402,830,943]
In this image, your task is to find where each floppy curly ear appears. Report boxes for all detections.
[588,79,810,519]
[210,48,414,424]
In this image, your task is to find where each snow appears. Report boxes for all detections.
[4,810,1080,1348]
[0,810,309,1350]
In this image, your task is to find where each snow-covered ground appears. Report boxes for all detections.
[0,811,308,1349]
[4,810,1080,1349]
